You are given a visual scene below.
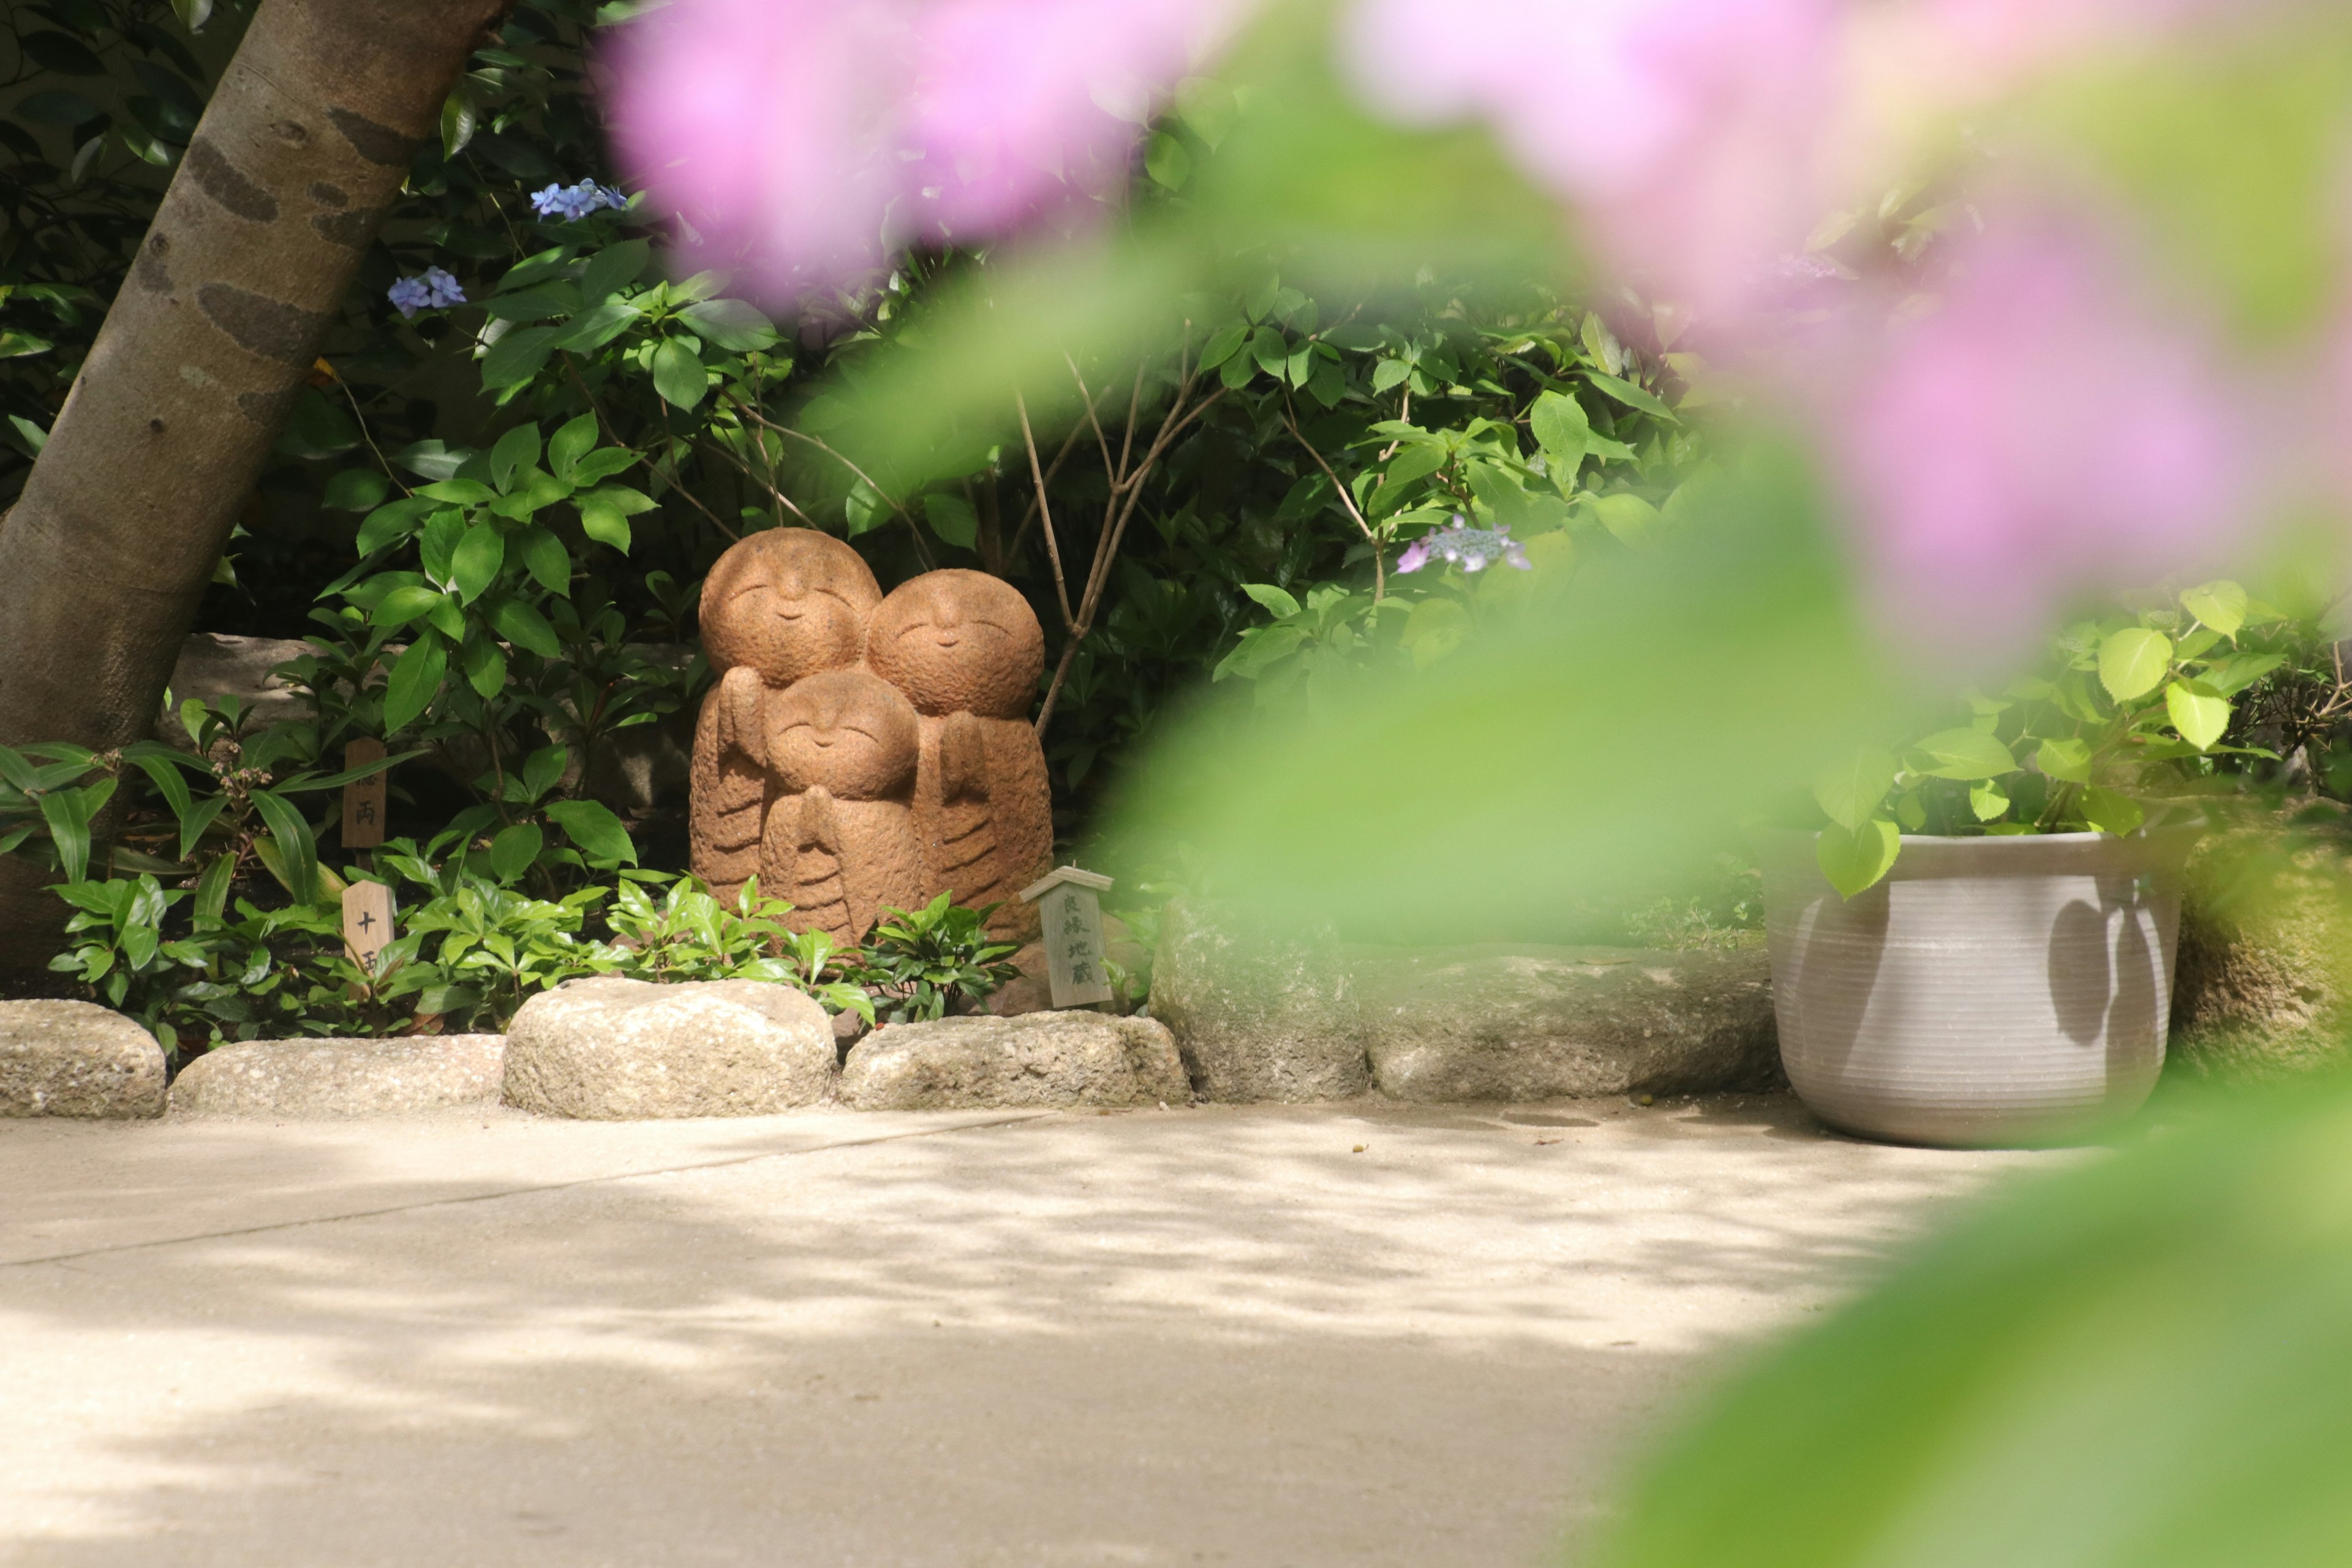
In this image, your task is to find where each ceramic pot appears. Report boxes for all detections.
[1755,829,2188,1147]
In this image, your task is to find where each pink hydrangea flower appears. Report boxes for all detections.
[607,0,1237,298]
[1336,0,1842,319]
[1824,216,2249,658]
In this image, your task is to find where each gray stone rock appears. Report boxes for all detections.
[1353,944,1781,1102]
[0,1001,167,1118]
[1148,899,1368,1102]
[2171,828,2352,1083]
[502,978,835,1119]
[840,1011,1186,1110]
[169,1035,506,1118]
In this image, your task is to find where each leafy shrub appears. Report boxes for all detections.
[596,873,872,1021]
[858,895,1022,1025]
[1812,580,2297,896]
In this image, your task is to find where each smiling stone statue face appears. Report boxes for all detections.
[763,669,919,801]
[701,529,883,687]
[865,570,1044,719]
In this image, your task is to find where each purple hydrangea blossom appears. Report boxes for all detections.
[387,266,467,319]
[1822,214,2247,660]
[608,0,1241,298]
[530,181,631,221]
[1395,516,1532,574]
[386,276,431,318]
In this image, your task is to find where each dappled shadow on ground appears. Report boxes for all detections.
[0,1097,2054,1567]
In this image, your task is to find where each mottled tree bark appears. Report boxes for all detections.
[0,0,506,963]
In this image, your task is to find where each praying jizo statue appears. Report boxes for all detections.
[690,529,1052,944]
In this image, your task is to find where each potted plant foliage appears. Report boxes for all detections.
[1760,582,2287,1147]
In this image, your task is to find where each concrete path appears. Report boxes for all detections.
[0,1096,2057,1567]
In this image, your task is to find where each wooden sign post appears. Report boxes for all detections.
[342,880,396,976]
[1019,865,1115,1010]
[341,737,388,849]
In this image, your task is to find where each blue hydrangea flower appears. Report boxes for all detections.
[386,276,431,318]
[529,181,630,221]
[1396,514,1532,574]
[388,266,467,319]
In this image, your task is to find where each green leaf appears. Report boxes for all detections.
[568,448,639,486]
[554,302,643,353]
[247,789,318,904]
[1587,492,1662,549]
[419,478,494,505]
[489,424,543,491]
[2035,737,2094,784]
[481,326,559,393]
[1385,445,1447,487]
[547,413,600,485]
[1397,597,1468,669]
[38,787,97,883]
[1816,818,1901,899]
[439,85,477,159]
[1583,370,1678,421]
[460,633,508,698]
[1912,728,2017,782]
[449,522,505,603]
[491,598,562,658]
[2099,627,2174,703]
[1212,625,1307,683]
[579,239,651,303]
[1812,748,1898,833]
[2165,678,2231,751]
[519,527,571,594]
[324,470,392,513]
[1144,130,1192,188]
[923,492,979,549]
[1529,390,1591,470]
[483,283,580,323]
[652,338,707,408]
[1241,583,1302,619]
[2201,651,2285,697]
[1199,321,1249,371]
[1250,326,1289,377]
[1969,779,2011,822]
[677,298,778,352]
[2179,579,2247,638]
[2079,785,2146,836]
[489,823,545,883]
[578,496,632,552]
[545,799,637,866]
[355,496,435,556]
[382,631,447,734]
[371,584,445,628]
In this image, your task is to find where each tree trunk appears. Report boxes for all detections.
[0,0,505,965]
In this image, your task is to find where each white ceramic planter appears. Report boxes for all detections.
[1755,830,2188,1147]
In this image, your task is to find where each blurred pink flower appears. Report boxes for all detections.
[1336,0,1841,318]
[1826,218,2248,658]
[609,0,1236,297]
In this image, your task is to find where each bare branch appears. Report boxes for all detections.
[1017,393,1076,632]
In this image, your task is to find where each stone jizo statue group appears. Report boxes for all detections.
[691,529,1052,945]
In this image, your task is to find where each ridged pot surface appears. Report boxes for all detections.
[1756,830,2187,1147]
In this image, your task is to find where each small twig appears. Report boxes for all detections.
[1116,363,1144,480]
[1006,423,1082,567]
[741,406,928,551]
[1065,355,1120,489]
[1284,399,1384,605]
[1017,393,1076,632]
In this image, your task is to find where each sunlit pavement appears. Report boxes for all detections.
[0,1096,2056,1567]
